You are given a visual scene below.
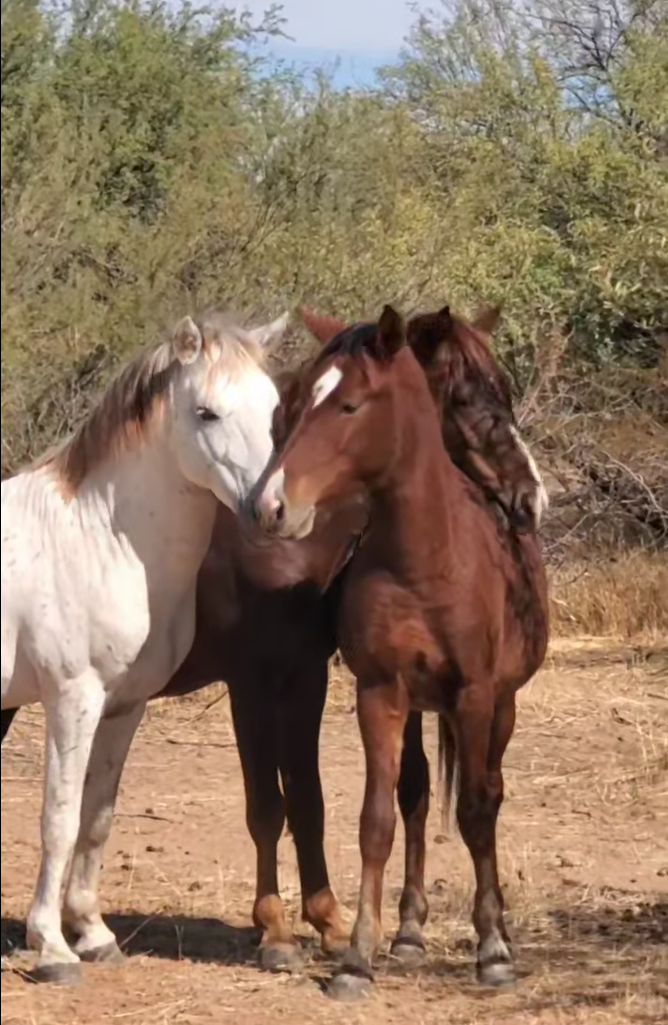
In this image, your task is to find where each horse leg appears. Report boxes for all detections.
[228,677,301,973]
[27,676,106,984]
[391,711,429,968]
[1,708,17,743]
[455,692,516,987]
[329,679,409,1001]
[62,701,146,963]
[277,658,348,959]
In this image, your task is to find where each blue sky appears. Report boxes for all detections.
[242,0,418,87]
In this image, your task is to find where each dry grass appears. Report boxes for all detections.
[3,641,667,1025]
[549,551,668,642]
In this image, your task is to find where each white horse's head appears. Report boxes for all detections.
[168,312,287,511]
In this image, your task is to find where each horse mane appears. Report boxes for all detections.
[38,311,266,497]
[408,309,514,411]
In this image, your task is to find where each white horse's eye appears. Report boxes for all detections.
[196,407,220,423]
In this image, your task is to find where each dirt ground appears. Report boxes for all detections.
[2,639,667,1025]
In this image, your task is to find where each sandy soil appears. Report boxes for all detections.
[2,640,667,1025]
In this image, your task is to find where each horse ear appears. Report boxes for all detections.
[246,311,289,349]
[472,305,502,337]
[374,304,406,361]
[409,305,454,362]
[300,307,348,346]
[172,316,202,365]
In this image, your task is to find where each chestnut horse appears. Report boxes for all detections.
[252,304,549,998]
[1,306,546,980]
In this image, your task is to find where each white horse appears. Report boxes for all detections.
[1,310,288,983]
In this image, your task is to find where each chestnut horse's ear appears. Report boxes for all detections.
[300,307,348,347]
[373,304,406,361]
[472,304,502,337]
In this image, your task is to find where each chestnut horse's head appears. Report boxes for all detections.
[407,304,547,532]
[251,305,419,538]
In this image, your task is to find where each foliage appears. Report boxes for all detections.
[2,0,667,478]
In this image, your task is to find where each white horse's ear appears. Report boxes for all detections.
[172,316,202,365]
[246,311,289,349]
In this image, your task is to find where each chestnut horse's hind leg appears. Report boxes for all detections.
[277,659,348,959]
[455,692,516,987]
[228,676,301,973]
[391,711,429,968]
[329,679,409,1001]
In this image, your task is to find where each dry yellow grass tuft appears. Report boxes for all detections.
[549,551,668,642]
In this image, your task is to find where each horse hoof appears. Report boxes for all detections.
[78,942,124,965]
[478,961,516,988]
[258,943,303,974]
[321,934,350,960]
[30,961,82,986]
[390,939,426,969]
[327,971,372,1002]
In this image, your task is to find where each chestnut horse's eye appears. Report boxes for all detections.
[341,401,359,415]
[196,407,220,423]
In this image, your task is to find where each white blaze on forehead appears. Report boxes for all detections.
[311,365,343,409]
[510,426,549,526]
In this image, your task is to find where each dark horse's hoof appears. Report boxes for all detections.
[477,960,516,987]
[258,942,303,973]
[327,971,372,1002]
[29,961,83,986]
[390,938,426,969]
[78,942,125,965]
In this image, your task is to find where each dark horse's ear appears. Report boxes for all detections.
[472,304,502,338]
[300,307,348,347]
[372,304,406,361]
[407,305,453,364]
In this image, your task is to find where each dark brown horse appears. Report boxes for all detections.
[252,304,549,997]
[1,305,546,981]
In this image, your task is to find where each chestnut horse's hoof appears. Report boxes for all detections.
[327,971,372,1002]
[390,938,426,969]
[78,942,124,965]
[29,961,82,986]
[258,942,303,973]
[320,932,350,961]
[477,960,516,987]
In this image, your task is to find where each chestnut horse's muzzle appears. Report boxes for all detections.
[249,470,316,540]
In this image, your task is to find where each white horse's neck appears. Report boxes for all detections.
[45,432,218,600]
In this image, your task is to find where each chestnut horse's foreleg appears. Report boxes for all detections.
[329,679,409,1000]
[391,710,429,967]
[455,692,516,987]
[227,677,301,972]
[277,659,348,958]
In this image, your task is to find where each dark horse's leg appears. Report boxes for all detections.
[455,691,516,986]
[1,708,17,743]
[227,674,302,972]
[390,711,430,967]
[329,678,409,1000]
[277,658,348,958]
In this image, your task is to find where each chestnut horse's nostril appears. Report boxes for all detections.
[275,501,285,525]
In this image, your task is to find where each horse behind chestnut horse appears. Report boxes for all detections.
[252,304,549,998]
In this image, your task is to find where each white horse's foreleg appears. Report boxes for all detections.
[62,701,146,961]
[27,677,106,984]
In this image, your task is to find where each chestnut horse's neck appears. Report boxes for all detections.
[366,351,467,581]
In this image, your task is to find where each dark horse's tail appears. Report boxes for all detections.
[1,708,17,745]
[437,715,459,832]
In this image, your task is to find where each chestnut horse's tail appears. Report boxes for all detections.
[437,716,459,832]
